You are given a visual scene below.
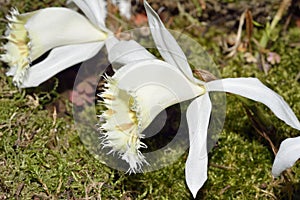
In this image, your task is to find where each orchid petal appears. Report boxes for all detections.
[72,0,108,31]
[105,36,120,54]
[107,39,155,69]
[206,78,300,130]
[144,1,194,81]
[114,59,205,128]
[25,7,107,60]
[20,42,104,88]
[272,136,300,177]
[185,93,211,198]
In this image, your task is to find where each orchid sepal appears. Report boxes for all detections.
[185,94,211,198]
[206,78,300,130]
[20,41,105,88]
[143,0,194,81]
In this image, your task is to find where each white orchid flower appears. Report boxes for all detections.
[1,0,111,88]
[99,1,300,197]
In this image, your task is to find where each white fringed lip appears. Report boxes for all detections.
[98,59,205,173]
[99,76,148,173]
[1,9,33,86]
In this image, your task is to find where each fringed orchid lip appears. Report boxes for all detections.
[99,76,148,173]
[1,9,33,86]
[1,1,109,88]
[98,59,206,173]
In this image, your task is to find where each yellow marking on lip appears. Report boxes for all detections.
[105,109,116,116]
[102,93,115,100]
[10,34,16,39]
[18,46,27,50]
[16,41,26,46]
[20,51,28,56]
[128,110,138,124]
[116,123,134,131]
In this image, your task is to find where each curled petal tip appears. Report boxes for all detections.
[272,136,300,177]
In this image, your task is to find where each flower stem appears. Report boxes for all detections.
[258,0,292,51]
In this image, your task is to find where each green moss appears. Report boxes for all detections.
[202,131,274,199]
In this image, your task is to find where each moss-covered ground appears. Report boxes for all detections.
[0,0,300,199]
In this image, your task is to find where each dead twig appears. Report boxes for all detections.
[245,10,253,52]
[225,11,246,58]
[244,108,277,155]
[37,178,51,197]
[219,185,231,195]
[253,185,278,200]
[56,177,63,196]
[14,182,25,200]
[210,163,235,170]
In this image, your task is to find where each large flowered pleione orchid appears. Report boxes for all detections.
[98,1,300,198]
[1,0,111,88]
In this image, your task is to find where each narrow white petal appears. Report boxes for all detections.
[107,38,155,69]
[25,7,107,60]
[115,59,205,127]
[206,78,300,130]
[20,42,104,88]
[72,0,108,31]
[143,1,194,80]
[272,136,300,177]
[185,94,211,198]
